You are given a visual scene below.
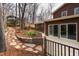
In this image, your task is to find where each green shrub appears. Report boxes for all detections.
[7,19,20,27]
[25,30,37,37]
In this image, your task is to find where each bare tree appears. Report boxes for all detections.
[47,3,54,19]
[37,7,47,23]
[18,3,27,29]
[32,3,39,24]
[24,3,39,24]
[2,3,15,28]
[17,3,39,29]
[38,8,44,21]
[0,3,16,51]
[38,3,54,22]
[0,4,7,51]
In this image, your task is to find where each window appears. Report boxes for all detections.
[60,23,77,40]
[68,24,76,40]
[48,23,77,40]
[60,24,76,40]
[74,7,79,15]
[61,25,67,38]
[48,25,53,35]
[53,25,58,36]
[61,11,67,17]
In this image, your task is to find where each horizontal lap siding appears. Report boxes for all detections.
[35,23,44,33]
[45,3,79,56]
[53,3,79,18]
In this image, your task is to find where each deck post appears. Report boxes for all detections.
[43,37,47,56]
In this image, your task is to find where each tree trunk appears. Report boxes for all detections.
[32,4,36,24]
[0,5,6,52]
[0,17,6,52]
[18,3,27,29]
[18,3,21,29]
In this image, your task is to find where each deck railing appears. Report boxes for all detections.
[43,39,79,56]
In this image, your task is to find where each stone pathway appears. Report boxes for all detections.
[5,27,43,56]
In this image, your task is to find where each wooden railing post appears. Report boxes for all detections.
[43,37,47,56]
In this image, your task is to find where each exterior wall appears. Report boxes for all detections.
[35,23,44,33]
[53,3,79,18]
[45,17,79,42]
[43,3,79,55]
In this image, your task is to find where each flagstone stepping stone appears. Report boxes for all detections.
[16,40,19,42]
[25,48,34,51]
[8,38,11,41]
[12,40,15,42]
[10,42,17,46]
[18,43,23,45]
[5,32,8,36]
[8,40,11,43]
[13,36,17,39]
[15,45,21,49]
[33,50,39,53]
[8,34,11,36]
[24,43,36,48]
[22,45,26,48]
[35,45,42,51]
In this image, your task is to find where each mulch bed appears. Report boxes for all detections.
[15,28,43,45]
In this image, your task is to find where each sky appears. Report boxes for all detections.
[37,3,64,15]
[52,3,64,12]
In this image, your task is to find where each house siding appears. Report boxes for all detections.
[53,3,79,18]
[42,3,79,55]
[35,3,79,42]
[35,23,44,32]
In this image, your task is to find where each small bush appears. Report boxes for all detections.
[7,19,20,27]
[25,30,37,37]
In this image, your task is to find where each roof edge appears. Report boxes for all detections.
[52,3,67,14]
[45,15,79,22]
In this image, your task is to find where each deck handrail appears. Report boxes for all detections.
[44,38,79,56]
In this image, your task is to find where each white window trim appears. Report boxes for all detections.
[61,10,68,17]
[48,24,59,37]
[60,24,67,39]
[52,24,59,37]
[67,23,77,41]
[48,23,77,41]
[74,7,79,15]
[60,23,77,41]
[60,23,68,39]
[48,24,53,35]
[48,25,50,35]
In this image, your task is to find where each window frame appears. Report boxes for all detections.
[48,24,53,35]
[74,7,79,15]
[60,24,68,39]
[61,10,68,17]
[67,23,77,40]
[48,23,77,41]
[60,23,77,40]
[53,24,59,37]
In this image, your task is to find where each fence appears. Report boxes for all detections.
[44,39,79,56]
